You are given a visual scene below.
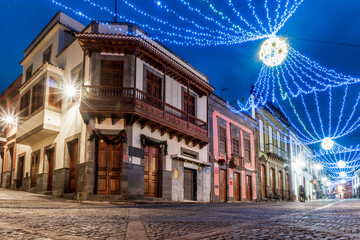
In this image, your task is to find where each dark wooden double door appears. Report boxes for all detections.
[31,154,39,188]
[97,140,123,195]
[46,149,55,191]
[144,146,159,198]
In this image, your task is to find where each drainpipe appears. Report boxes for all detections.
[226,153,229,203]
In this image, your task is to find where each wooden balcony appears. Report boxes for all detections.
[80,86,209,147]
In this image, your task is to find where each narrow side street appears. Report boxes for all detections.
[0,189,359,240]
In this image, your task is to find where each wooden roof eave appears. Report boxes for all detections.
[77,35,214,96]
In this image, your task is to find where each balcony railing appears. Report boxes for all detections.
[265,143,288,161]
[81,86,208,139]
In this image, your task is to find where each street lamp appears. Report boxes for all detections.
[64,84,77,98]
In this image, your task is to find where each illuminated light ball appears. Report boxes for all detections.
[321,137,334,150]
[340,179,346,184]
[326,181,331,187]
[337,160,346,169]
[156,1,161,6]
[322,177,327,182]
[259,36,288,67]
[339,172,347,178]
[65,85,77,97]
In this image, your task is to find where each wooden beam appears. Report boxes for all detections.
[141,119,151,129]
[96,117,105,124]
[161,127,171,137]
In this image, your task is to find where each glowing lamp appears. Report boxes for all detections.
[337,160,346,169]
[326,181,331,187]
[340,179,346,184]
[64,85,77,97]
[321,138,334,150]
[316,163,323,170]
[156,1,161,6]
[322,177,327,182]
[259,36,288,67]
[339,172,346,178]
[3,115,15,125]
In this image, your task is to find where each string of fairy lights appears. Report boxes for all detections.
[40,0,360,183]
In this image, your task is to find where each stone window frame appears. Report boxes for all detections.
[180,147,199,160]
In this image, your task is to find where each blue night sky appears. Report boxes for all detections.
[0,0,360,147]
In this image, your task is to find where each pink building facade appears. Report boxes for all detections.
[209,94,258,202]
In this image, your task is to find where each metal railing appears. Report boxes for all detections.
[265,143,288,161]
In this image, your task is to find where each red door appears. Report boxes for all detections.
[247,176,252,201]
[234,172,240,201]
[220,169,227,201]
[144,146,159,197]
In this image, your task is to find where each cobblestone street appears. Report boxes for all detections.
[0,189,359,240]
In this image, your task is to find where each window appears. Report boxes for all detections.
[232,137,240,157]
[48,78,62,109]
[19,90,31,118]
[146,71,162,99]
[244,137,251,162]
[259,120,264,151]
[100,60,124,86]
[219,126,227,154]
[43,45,52,64]
[25,65,33,82]
[31,80,44,113]
[183,91,196,117]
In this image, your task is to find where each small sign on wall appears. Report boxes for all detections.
[129,146,144,158]
[174,169,179,179]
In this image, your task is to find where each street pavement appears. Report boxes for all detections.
[0,188,359,240]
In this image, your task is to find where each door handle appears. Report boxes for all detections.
[109,171,112,176]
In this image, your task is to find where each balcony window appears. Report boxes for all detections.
[31,79,45,114]
[146,71,162,100]
[184,92,196,116]
[244,137,251,162]
[48,78,62,109]
[43,45,52,64]
[100,60,124,86]
[232,137,240,157]
[19,90,31,118]
[219,126,227,154]
[25,64,33,82]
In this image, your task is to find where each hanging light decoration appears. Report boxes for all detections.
[321,138,335,150]
[337,160,346,169]
[259,36,288,67]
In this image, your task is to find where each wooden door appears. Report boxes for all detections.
[17,157,24,188]
[261,164,266,198]
[97,139,123,195]
[286,173,290,200]
[220,169,226,201]
[144,146,159,198]
[184,168,194,201]
[234,172,240,201]
[47,149,54,191]
[279,171,284,200]
[270,168,275,194]
[31,154,39,188]
[246,175,252,201]
[68,141,78,193]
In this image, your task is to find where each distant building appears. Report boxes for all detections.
[353,169,360,198]
[208,94,258,202]
[0,75,22,189]
[256,104,291,201]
